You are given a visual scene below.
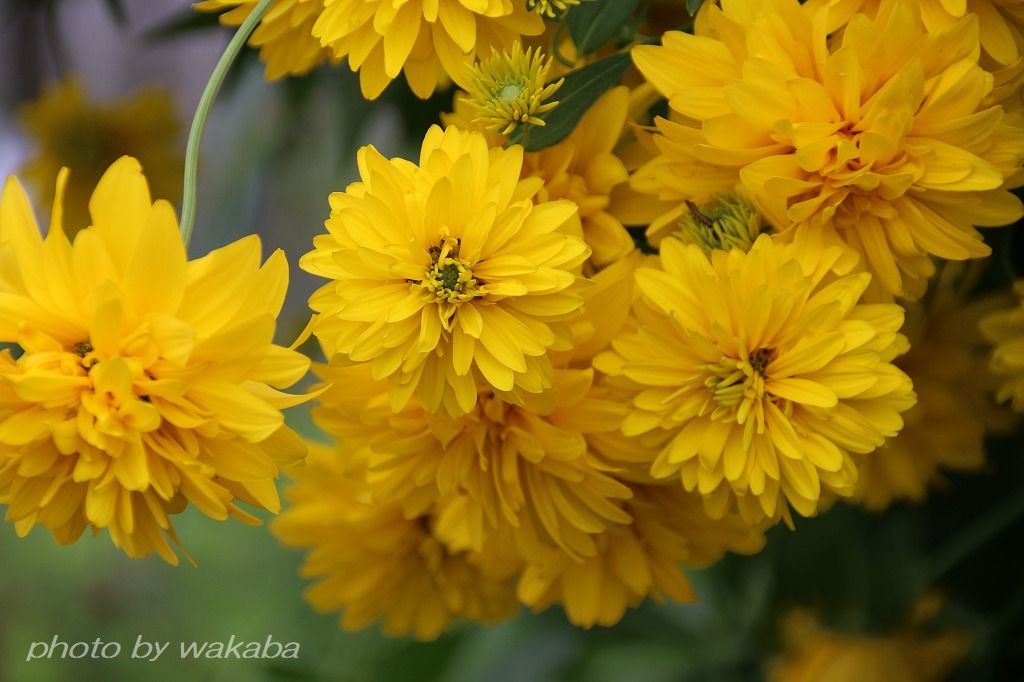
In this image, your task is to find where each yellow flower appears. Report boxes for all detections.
[308,254,642,560]
[596,235,916,524]
[810,0,1024,66]
[313,0,544,99]
[855,267,1014,509]
[301,125,590,417]
[982,279,1024,411]
[0,157,310,563]
[771,609,970,682]
[632,0,1024,300]
[675,191,766,256]
[518,484,766,628]
[272,445,519,640]
[310,361,633,560]
[18,79,182,236]
[527,0,581,19]
[465,41,564,136]
[195,0,333,80]
[444,86,638,267]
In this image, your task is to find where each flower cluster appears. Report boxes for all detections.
[5,0,1024,656]
[276,0,1022,639]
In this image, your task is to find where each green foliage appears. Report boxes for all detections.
[565,0,641,56]
[509,52,630,152]
[687,0,705,15]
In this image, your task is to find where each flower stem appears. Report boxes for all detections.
[180,0,273,247]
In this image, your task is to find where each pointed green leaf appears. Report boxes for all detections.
[566,0,641,56]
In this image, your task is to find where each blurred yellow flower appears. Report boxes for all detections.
[195,0,333,80]
[597,235,916,524]
[444,86,637,267]
[313,0,544,99]
[632,0,1024,300]
[464,41,563,135]
[301,125,590,417]
[771,610,970,682]
[982,279,1024,411]
[855,267,1014,510]
[18,80,182,236]
[518,484,765,628]
[0,157,310,563]
[273,445,519,640]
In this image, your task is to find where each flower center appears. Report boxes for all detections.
[72,340,98,370]
[697,347,777,450]
[417,236,484,322]
[498,82,525,103]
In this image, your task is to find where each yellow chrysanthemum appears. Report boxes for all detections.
[313,0,544,99]
[597,235,916,524]
[301,125,590,418]
[444,86,637,267]
[526,0,581,19]
[854,268,1013,509]
[518,484,765,628]
[632,0,1024,300]
[18,80,182,236]
[273,445,519,640]
[310,361,633,560]
[982,279,1024,411]
[195,0,334,80]
[308,254,643,560]
[464,41,564,135]
[771,609,970,682]
[0,157,310,563]
[811,0,1024,66]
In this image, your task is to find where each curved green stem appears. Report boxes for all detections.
[180,0,273,246]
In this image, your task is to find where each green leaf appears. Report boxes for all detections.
[687,0,704,15]
[509,51,631,152]
[566,0,641,56]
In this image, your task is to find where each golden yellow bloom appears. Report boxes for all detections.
[527,0,581,19]
[301,125,590,417]
[309,254,643,560]
[810,0,1024,66]
[855,267,1013,509]
[0,157,310,563]
[675,191,766,256]
[518,484,765,628]
[771,609,970,682]
[313,0,544,99]
[273,445,519,640]
[982,279,1024,411]
[195,0,333,80]
[632,0,1024,300]
[18,79,182,235]
[445,86,637,267]
[465,41,564,135]
[597,235,916,524]
[310,361,633,560]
